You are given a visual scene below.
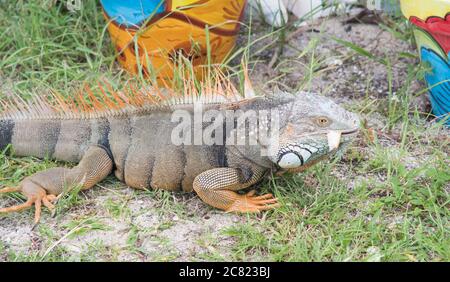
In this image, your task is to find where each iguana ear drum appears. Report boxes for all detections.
[101,0,247,83]
[276,142,325,169]
[278,152,303,169]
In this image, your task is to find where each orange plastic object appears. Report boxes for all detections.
[102,0,247,83]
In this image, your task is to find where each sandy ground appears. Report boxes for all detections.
[0,9,444,261]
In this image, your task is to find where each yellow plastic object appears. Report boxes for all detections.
[400,0,450,20]
[102,0,247,83]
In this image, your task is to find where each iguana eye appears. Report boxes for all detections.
[316,117,330,127]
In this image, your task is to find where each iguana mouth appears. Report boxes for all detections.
[341,128,359,136]
[290,127,359,139]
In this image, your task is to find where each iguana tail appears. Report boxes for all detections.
[0,119,14,151]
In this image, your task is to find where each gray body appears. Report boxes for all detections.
[0,95,293,192]
[0,90,359,223]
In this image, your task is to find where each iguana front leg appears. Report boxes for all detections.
[193,167,279,212]
[0,146,113,224]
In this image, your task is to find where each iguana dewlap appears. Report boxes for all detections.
[0,78,359,224]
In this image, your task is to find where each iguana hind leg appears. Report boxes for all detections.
[193,168,279,213]
[0,146,113,224]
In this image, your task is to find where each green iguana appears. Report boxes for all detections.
[0,73,359,224]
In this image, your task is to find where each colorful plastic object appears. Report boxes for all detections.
[400,0,450,124]
[101,0,247,83]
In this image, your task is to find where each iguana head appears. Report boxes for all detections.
[269,91,360,173]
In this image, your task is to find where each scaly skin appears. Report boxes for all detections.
[0,88,359,224]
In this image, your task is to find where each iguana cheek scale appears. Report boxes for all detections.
[0,73,359,225]
[277,129,342,169]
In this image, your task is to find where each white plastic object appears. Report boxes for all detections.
[248,0,289,27]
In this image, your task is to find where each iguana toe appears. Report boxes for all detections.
[225,192,280,213]
[0,181,57,225]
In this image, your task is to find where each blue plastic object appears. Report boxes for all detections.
[100,0,166,27]
[421,48,450,123]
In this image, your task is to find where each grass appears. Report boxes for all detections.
[226,148,449,261]
[0,1,449,262]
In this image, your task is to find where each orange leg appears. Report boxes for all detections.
[0,146,113,226]
[193,168,280,213]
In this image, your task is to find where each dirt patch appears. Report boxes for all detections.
[248,13,419,99]
[0,184,242,261]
